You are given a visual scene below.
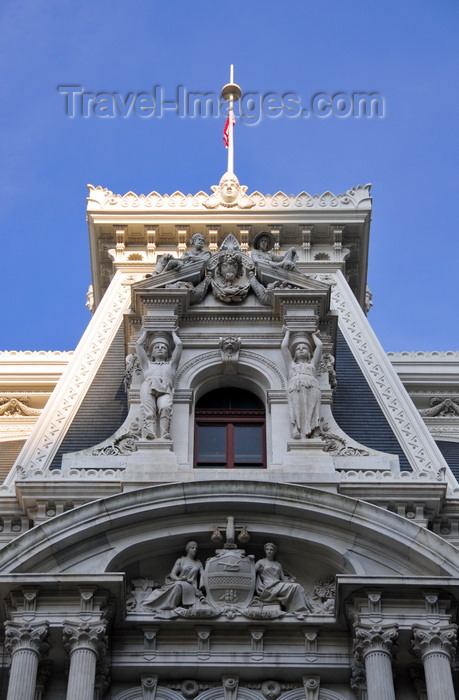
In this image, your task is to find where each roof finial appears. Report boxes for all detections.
[221,64,242,175]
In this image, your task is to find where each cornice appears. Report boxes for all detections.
[0,351,74,358]
[87,183,372,213]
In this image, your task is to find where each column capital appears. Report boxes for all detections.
[63,620,108,658]
[353,622,398,661]
[4,621,49,657]
[412,623,458,662]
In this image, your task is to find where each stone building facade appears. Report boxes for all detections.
[0,173,459,699]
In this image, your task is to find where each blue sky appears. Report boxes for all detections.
[1,0,458,351]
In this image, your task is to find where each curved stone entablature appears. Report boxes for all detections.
[1,481,459,578]
[87,183,372,212]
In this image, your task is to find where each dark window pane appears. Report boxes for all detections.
[196,388,263,412]
[197,425,226,463]
[234,425,263,463]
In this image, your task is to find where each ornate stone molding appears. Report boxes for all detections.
[4,621,49,656]
[412,623,458,661]
[419,397,459,416]
[5,272,142,484]
[63,620,108,658]
[0,351,74,359]
[328,270,456,488]
[388,351,459,360]
[87,183,372,212]
[0,397,41,416]
[353,623,398,660]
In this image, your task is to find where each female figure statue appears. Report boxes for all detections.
[281,327,323,439]
[255,543,312,613]
[143,541,204,610]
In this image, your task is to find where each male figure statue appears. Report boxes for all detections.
[136,328,183,440]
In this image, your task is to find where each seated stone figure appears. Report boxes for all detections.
[255,542,312,612]
[143,541,204,610]
[154,233,210,274]
[251,231,299,271]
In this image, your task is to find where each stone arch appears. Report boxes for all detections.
[176,350,285,395]
[174,350,285,467]
[282,689,346,700]
[112,687,183,700]
[197,689,262,700]
[1,482,459,583]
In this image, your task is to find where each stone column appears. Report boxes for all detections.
[63,620,108,700]
[412,623,457,700]
[353,623,398,700]
[4,621,49,700]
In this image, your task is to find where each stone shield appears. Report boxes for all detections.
[203,549,256,609]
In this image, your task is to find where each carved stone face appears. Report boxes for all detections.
[223,338,238,354]
[191,234,205,250]
[264,543,277,559]
[151,342,169,361]
[219,174,239,203]
[186,541,198,558]
[294,343,311,361]
[258,236,271,252]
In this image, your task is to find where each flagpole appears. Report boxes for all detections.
[221,65,241,174]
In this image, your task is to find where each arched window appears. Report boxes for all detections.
[194,388,266,469]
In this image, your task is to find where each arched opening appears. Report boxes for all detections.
[194,388,266,468]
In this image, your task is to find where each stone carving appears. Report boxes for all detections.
[205,234,255,303]
[23,275,140,474]
[353,622,398,660]
[90,417,141,456]
[88,183,372,211]
[419,397,459,417]
[261,681,282,700]
[142,541,205,610]
[320,420,370,457]
[154,233,211,274]
[0,397,41,416]
[124,353,141,392]
[364,284,373,315]
[219,336,241,364]
[324,350,337,390]
[281,328,323,439]
[137,328,182,440]
[127,526,330,620]
[328,272,449,480]
[411,623,458,661]
[204,547,256,609]
[255,543,313,613]
[35,660,53,700]
[63,620,108,657]
[203,172,256,209]
[251,231,299,272]
[311,575,336,613]
[85,284,95,313]
[4,621,49,656]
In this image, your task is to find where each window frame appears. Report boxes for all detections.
[194,392,266,469]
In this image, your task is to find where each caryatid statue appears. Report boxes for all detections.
[281,327,323,440]
[136,328,182,440]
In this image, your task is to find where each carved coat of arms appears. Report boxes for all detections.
[203,548,256,608]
